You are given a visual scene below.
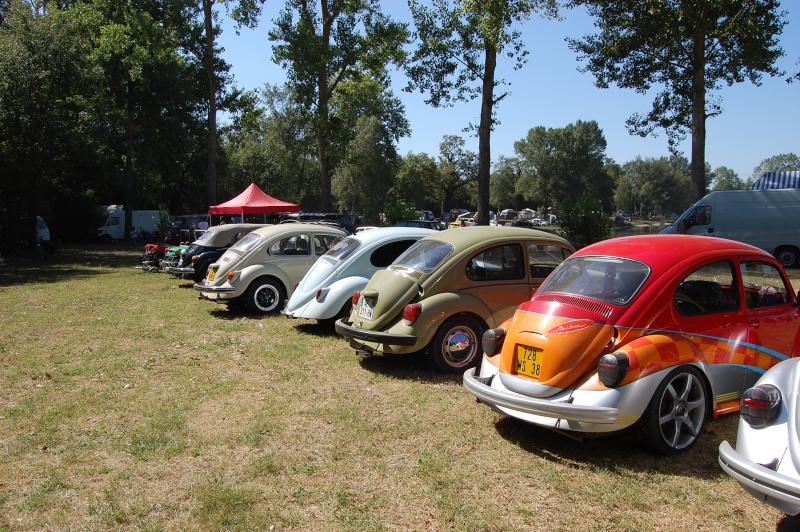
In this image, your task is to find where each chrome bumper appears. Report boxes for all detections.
[334,319,417,346]
[463,368,619,424]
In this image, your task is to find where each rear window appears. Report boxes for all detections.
[325,237,361,261]
[393,239,454,273]
[538,256,650,305]
[231,232,261,253]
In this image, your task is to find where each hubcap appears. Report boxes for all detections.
[256,286,278,311]
[442,328,476,366]
[658,372,705,450]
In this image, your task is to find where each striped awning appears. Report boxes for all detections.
[749,171,800,189]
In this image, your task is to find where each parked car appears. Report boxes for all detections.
[283,227,435,322]
[166,214,209,244]
[464,234,800,454]
[392,220,446,230]
[719,357,800,515]
[166,223,265,282]
[335,226,575,372]
[499,209,517,221]
[280,212,356,234]
[194,223,346,314]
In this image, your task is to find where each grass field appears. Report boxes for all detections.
[0,243,798,530]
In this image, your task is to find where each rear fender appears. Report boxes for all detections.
[403,291,493,349]
[614,333,707,387]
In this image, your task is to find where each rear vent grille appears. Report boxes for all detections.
[537,294,613,318]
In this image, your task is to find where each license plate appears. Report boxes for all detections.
[208,266,217,281]
[358,297,375,319]
[515,344,545,379]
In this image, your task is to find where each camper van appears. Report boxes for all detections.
[661,189,800,267]
[97,205,160,242]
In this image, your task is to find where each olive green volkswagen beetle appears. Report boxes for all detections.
[335,226,574,372]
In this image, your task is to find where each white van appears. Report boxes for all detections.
[661,189,800,267]
[98,205,160,242]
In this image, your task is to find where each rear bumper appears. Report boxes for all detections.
[335,319,417,347]
[463,368,620,424]
[719,440,800,515]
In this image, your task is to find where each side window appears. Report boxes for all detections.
[683,205,711,230]
[314,234,341,255]
[529,244,572,279]
[674,260,739,316]
[109,216,120,227]
[370,240,418,267]
[466,244,524,281]
[270,234,310,256]
[740,261,790,309]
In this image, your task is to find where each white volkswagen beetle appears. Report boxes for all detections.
[283,227,434,322]
[719,357,800,515]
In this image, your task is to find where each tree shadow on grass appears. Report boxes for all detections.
[0,242,144,286]
[491,412,739,480]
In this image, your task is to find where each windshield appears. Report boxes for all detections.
[325,237,361,262]
[231,232,261,253]
[392,239,454,273]
[538,256,650,305]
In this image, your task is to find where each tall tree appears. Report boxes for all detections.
[198,0,263,206]
[621,156,690,217]
[406,0,558,225]
[269,0,407,211]
[568,1,786,203]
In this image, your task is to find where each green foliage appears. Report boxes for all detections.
[382,199,417,225]
[332,116,396,224]
[751,153,800,181]
[617,157,690,216]
[557,192,612,249]
[514,120,613,213]
[157,206,172,236]
[392,152,442,211]
[490,155,526,210]
[710,166,744,191]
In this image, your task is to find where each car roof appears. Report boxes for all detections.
[248,223,347,239]
[574,235,776,273]
[349,226,435,245]
[195,223,266,245]
[419,225,574,250]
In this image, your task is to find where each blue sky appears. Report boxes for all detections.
[217,2,799,181]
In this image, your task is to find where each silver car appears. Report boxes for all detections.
[719,357,800,516]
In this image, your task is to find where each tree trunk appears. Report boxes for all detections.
[125,79,134,242]
[204,0,217,206]
[476,43,496,226]
[690,24,706,204]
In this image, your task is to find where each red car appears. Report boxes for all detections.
[464,235,800,454]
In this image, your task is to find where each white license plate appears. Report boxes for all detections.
[358,297,375,319]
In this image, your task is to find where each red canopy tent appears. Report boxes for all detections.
[209,183,299,217]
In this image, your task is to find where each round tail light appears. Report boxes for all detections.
[741,384,781,428]
[482,328,506,356]
[597,352,630,388]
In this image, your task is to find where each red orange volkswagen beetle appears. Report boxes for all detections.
[464,235,800,454]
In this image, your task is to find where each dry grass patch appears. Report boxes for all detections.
[0,243,796,530]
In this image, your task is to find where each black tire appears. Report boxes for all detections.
[775,246,799,268]
[193,261,210,283]
[643,365,708,454]
[427,316,484,373]
[244,277,285,314]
